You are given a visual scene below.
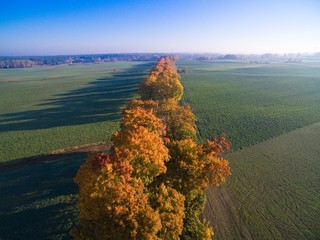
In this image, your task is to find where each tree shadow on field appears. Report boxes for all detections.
[0,153,86,240]
[0,62,153,133]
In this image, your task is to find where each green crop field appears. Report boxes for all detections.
[178,61,320,150]
[204,122,320,240]
[0,153,85,239]
[1,60,320,239]
[178,61,320,239]
[0,62,153,239]
[0,62,153,162]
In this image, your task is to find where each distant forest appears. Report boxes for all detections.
[1,52,319,69]
[0,54,165,69]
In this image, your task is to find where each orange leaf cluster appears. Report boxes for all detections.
[139,57,183,102]
[72,153,162,239]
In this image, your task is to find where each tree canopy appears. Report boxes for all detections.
[72,56,231,239]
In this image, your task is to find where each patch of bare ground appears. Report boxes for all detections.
[204,187,253,240]
[0,142,111,172]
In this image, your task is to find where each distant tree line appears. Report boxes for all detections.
[0,59,34,68]
[2,52,316,69]
[71,57,231,239]
[0,54,168,69]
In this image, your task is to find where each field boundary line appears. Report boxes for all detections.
[0,142,111,172]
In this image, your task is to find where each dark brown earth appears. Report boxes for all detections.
[0,142,111,172]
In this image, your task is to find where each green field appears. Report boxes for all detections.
[178,61,320,239]
[0,62,153,162]
[178,61,320,150]
[0,153,84,239]
[0,62,153,239]
[1,60,320,239]
[204,122,320,240]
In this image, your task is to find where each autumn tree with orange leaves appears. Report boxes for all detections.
[72,56,231,240]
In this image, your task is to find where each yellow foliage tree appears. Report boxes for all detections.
[159,100,197,140]
[139,57,183,102]
[71,153,162,240]
[112,106,169,184]
[73,56,231,240]
[150,183,185,240]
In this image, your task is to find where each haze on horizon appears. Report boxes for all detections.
[1,0,319,56]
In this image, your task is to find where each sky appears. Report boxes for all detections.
[0,0,319,56]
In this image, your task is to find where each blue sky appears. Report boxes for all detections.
[0,0,319,56]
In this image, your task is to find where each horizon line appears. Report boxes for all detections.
[1,51,319,58]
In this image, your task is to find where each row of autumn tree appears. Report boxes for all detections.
[71,57,231,240]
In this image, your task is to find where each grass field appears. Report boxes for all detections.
[0,153,85,239]
[178,61,320,150]
[0,62,154,239]
[177,61,320,239]
[1,60,319,239]
[0,62,153,162]
[204,122,320,240]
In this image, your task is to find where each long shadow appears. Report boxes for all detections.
[0,62,153,133]
[0,153,86,240]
